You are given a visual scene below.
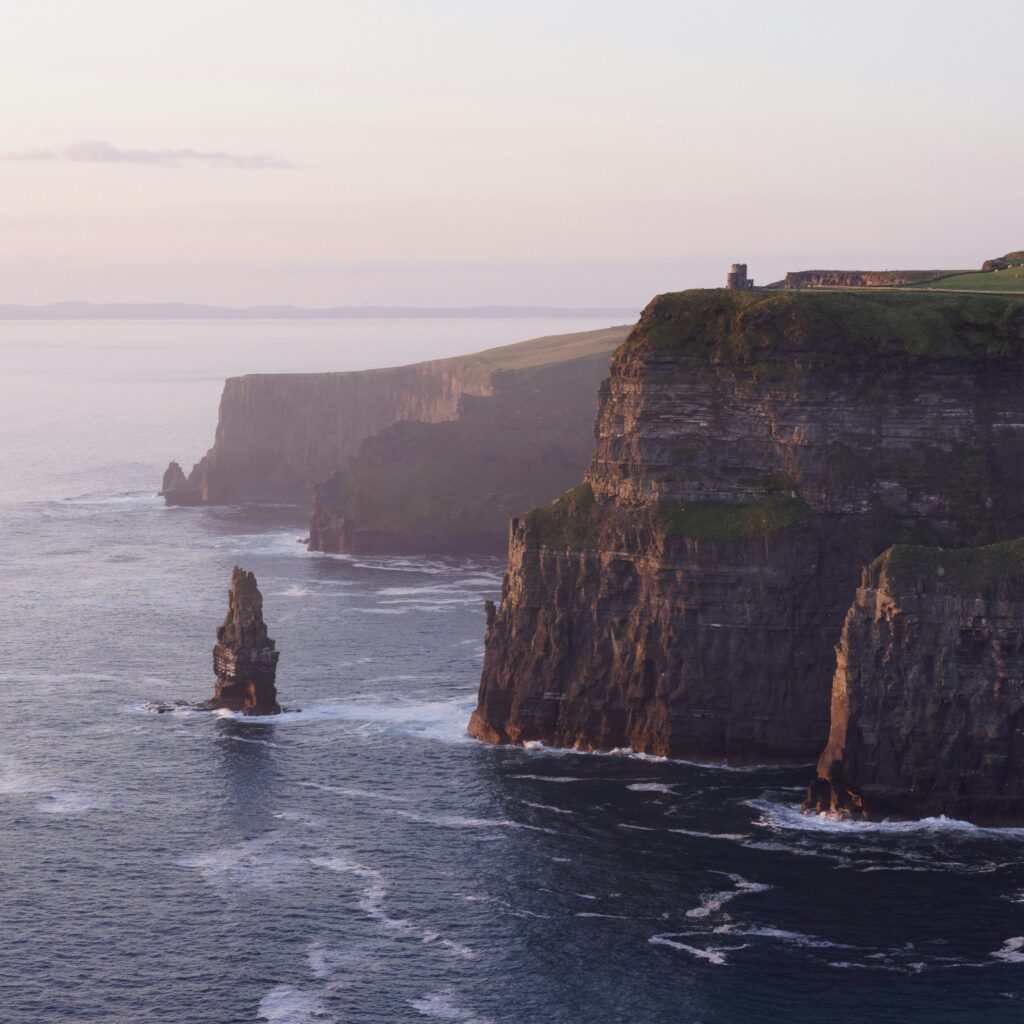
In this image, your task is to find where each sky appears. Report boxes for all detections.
[1,0,1021,307]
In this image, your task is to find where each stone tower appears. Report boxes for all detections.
[726,263,754,290]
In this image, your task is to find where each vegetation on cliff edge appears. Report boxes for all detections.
[874,538,1024,593]
[618,289,1024,366]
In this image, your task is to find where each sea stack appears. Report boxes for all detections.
[804,542,1024,825]
[212,567,281,716]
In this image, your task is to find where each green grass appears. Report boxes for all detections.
[619,288,1024,366]
[917,267,1024,292]
[875,538,1024,593]
[467,325,631,371]
[654,496,810,541]
[523,482,603,547]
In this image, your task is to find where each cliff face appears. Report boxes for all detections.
[470,290,1024,763]
[307,351,617,554]
[212,567,281,716]
[805,542,1024,825]
[165,360,494,505]
[164,326,627,512]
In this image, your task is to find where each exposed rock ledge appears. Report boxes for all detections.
[805,541,1024,825]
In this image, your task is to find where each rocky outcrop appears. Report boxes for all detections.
[470,289,1024,763]
[211,567,281,715]
[982,251,1024,272]
[307,345,620,554]
[165,326,627,508]
[805,541,1024,824]
[779,270,964,289]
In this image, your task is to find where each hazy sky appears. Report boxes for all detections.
[2,1,1021,307]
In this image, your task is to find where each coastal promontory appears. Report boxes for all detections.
[469,289,1024,764]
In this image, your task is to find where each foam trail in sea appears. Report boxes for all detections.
[257,985,332,1024]
[409,989,494,1023]
[311,854,475,959]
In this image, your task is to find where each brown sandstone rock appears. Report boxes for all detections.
[211,567,281,716]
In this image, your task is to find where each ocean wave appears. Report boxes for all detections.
[749,799,1024,839]
[627,783,675,794]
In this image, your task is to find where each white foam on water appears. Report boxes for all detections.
[273,585,311,597]
[257,985,331,1024]
[297,781,411,803]
[60,490,162,509]
[306,940,368,980]
[0,756,109,816]
[508,774,588,783]
[575,912,631,919]
[685,874,771,919]
[178,838,306,889]
[993,937,1024,964]
[34,791,112,815]
[749,799,1024,838]
[210,695,475,744]
[668,828,753,841]
[627,782,675,793]
[713,924,851,949]
[409,989,494,1023]
[648,933,747,965]
[517,800,574,815]
[312,854,475,960]
[392,809,556,834]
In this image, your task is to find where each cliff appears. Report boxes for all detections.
[469,289,1024,763]
[805,542,1024,824]
[212,567,281,716]
[163,326,626,509]
[307,346,618,554]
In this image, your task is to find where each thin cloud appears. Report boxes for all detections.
[0,139,294,169]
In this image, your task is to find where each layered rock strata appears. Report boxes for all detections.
[805,542,1024,824]
[307,348,618,554]
[470,289,1024,763]
[211,567,281,715]
[164,326,627,508]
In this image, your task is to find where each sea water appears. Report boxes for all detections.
[0,319,1022,1023]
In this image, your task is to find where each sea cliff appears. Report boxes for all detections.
[470,289,1024,763]
[163,327,627,546]
[805,541,1024,824]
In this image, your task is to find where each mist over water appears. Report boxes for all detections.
[1,321,1023,1023]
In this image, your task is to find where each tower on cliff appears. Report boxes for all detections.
[726,263,754,290]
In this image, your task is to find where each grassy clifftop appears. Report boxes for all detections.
[621,289,1024,366]
[873,539,1024,594]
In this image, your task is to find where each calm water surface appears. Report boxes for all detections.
[0,320,1022,1023]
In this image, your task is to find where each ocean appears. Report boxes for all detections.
[0,318,1022,1024]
